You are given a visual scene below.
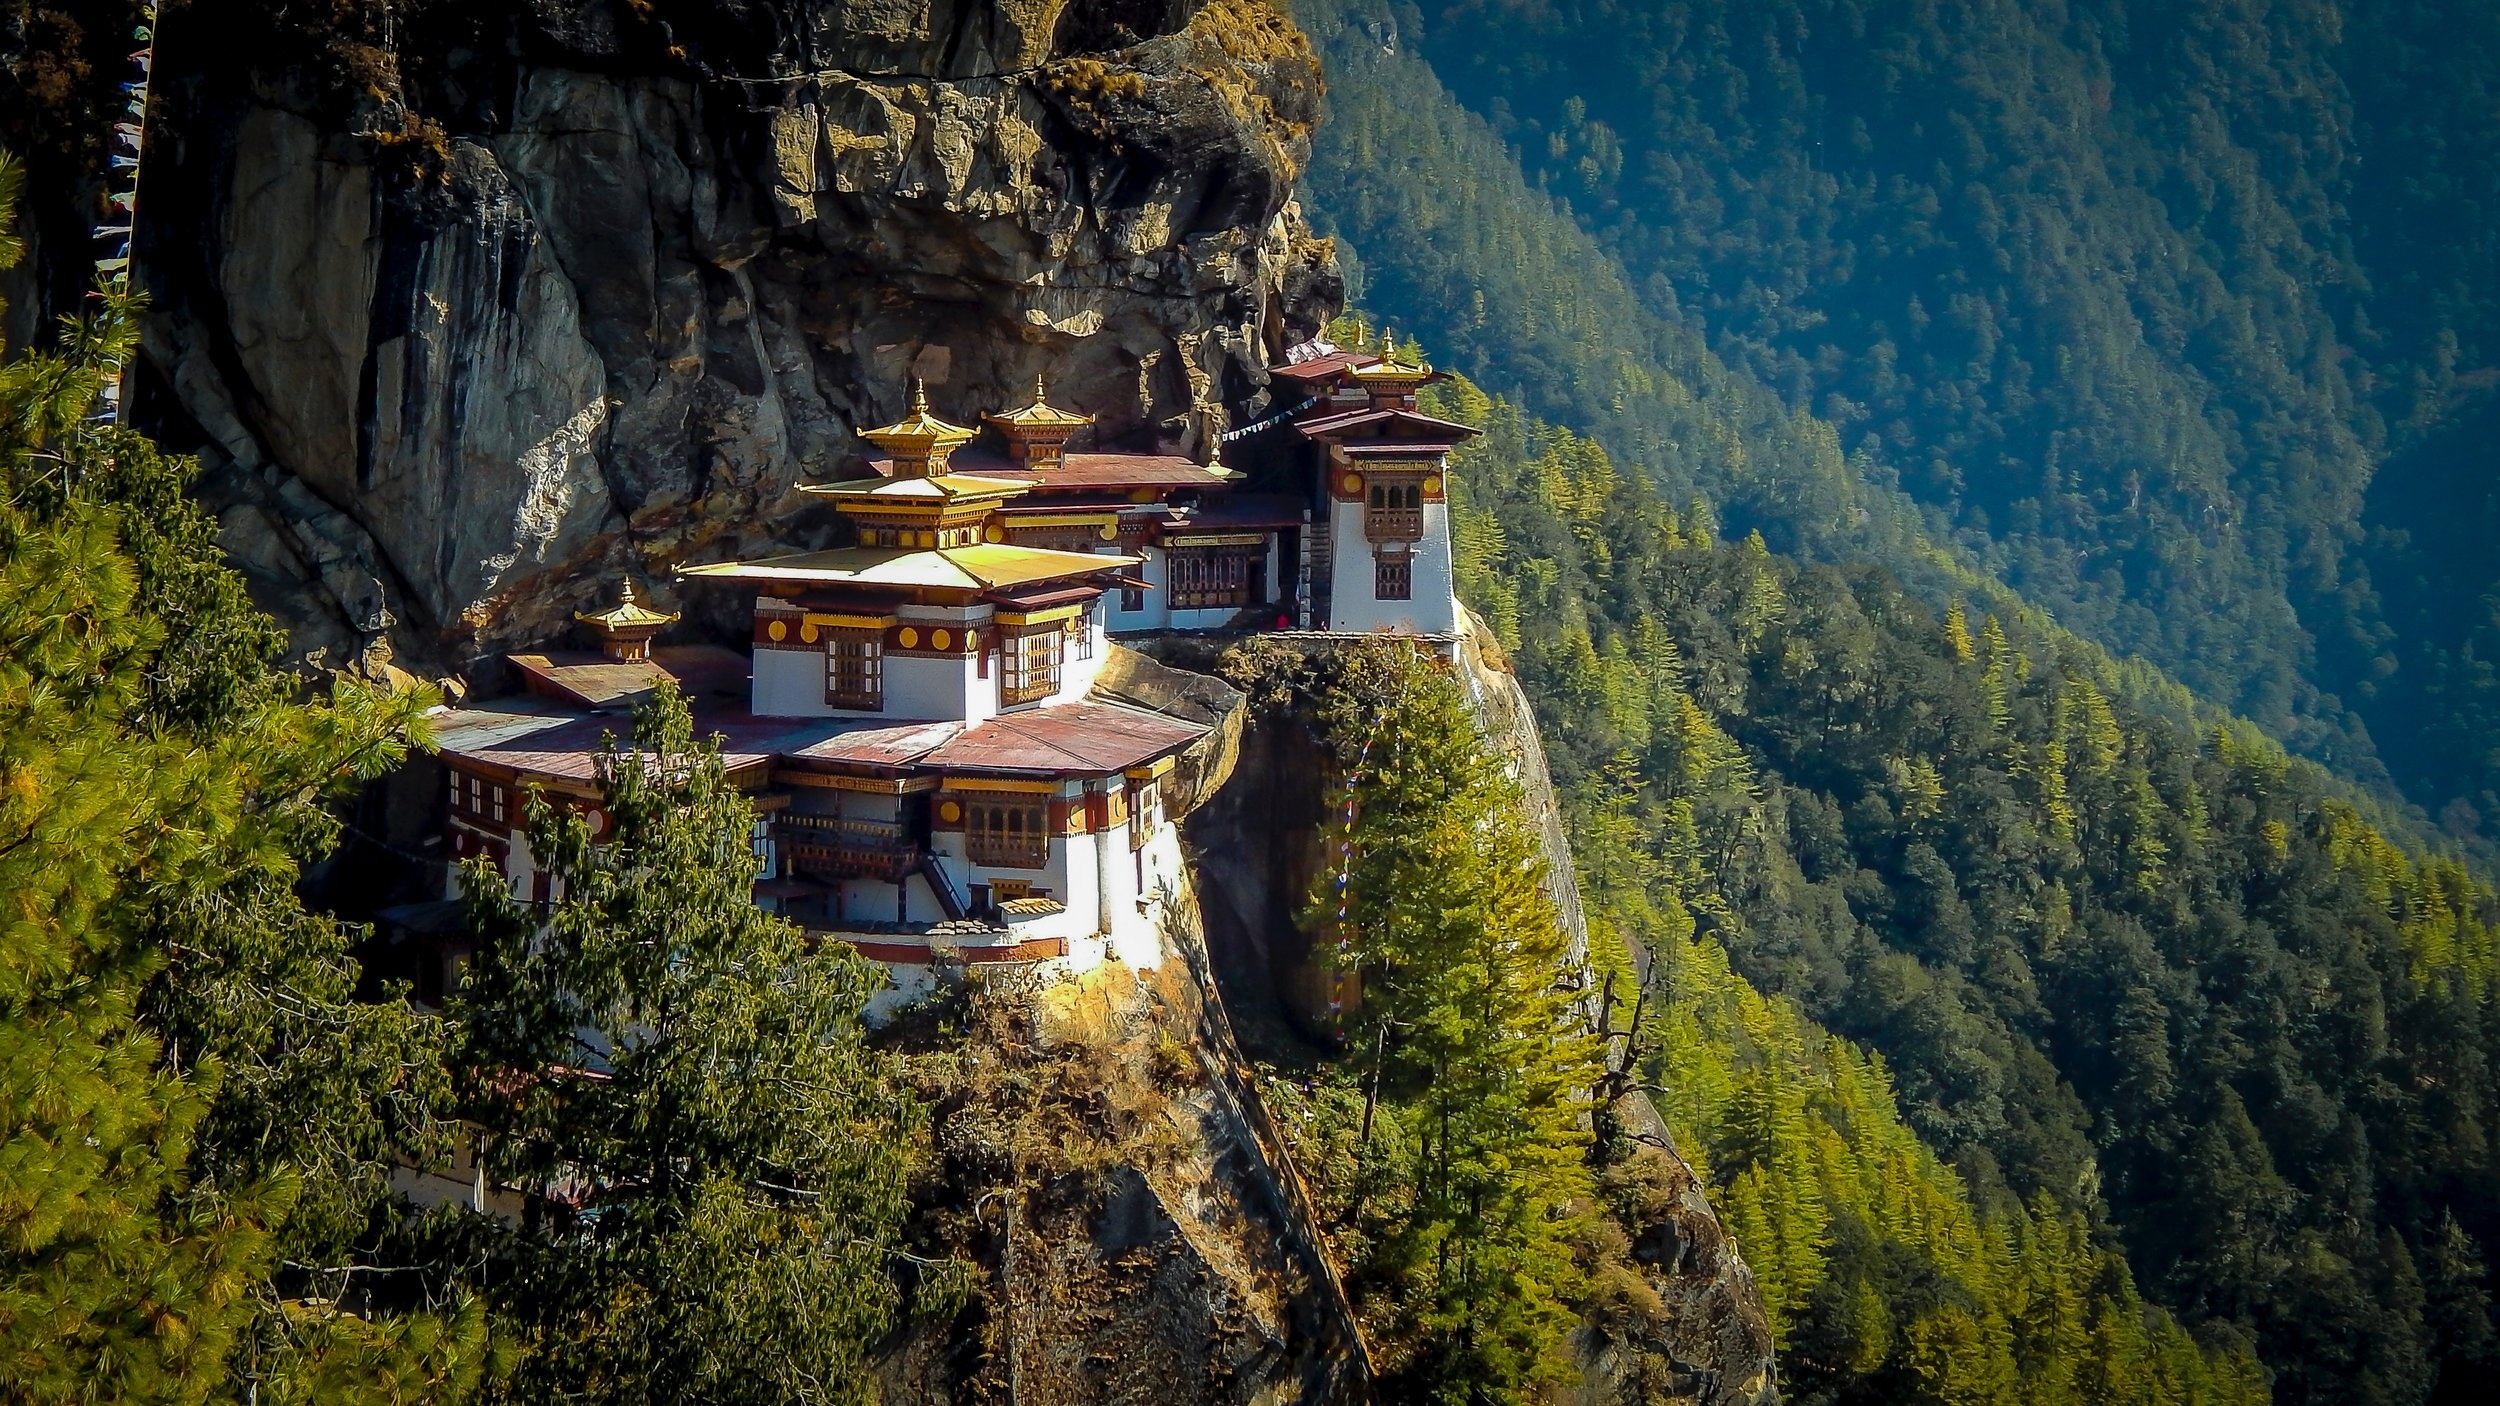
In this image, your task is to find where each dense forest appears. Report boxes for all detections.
[1295,0,2500,854]
[1422,355,2500,1404]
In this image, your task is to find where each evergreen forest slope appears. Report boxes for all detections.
[1429,366,2500,1405]
[1294,0,2500,853]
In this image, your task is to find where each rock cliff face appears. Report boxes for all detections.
[878,899,1369,1405]
[1172,628,1781,1405]
[127,0,1335,674]
[877,650,1368,1403]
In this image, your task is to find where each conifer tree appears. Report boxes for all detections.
[0,152,477,1403]
[1307,646,1601,1402]
[452,683,919,1405]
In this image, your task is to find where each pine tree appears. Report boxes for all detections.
[1307,645,1601,1402]
[0,152,478,1404]
[452,683,919,1405]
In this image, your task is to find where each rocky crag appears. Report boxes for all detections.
[118,0,1336,675]
[872,648,1364,1403]
[1172,627,1780,1404]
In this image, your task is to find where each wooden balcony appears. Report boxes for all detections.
[775,814,917,881]
[1363,507,1424,542]
[966,830,1051,869]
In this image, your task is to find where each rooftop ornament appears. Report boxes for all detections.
[986,374,1096,468]
[574,579,678,661]
[859,379,977,479]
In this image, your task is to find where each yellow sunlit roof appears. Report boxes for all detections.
[573,579,678,630]
[801,473,1033,503]
[678,543,1141,592]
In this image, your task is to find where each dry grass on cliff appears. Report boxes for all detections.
[873,967,1243,1388]
[886,968,1200,1206]
[1185,0,1319,160]
[1190,0,1316,68]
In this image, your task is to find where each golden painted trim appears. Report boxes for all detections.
[993,604,1085,628]
[806,611,899,630]
[1001,511,1120,529]
[942,777,1063,795]
[777,771,925,794]
[1163,533,1269,548]
[1124,758,1177,781]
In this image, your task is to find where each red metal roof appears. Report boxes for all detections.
[435,695,1205,787]
[924,701,1204,777]
[1179,493,1306,531]
[431,706,800,784]
[1027,453,1228,490]
[1270,351,1381,383]
[861,447,1230,493]
[778,719,965,769]
[1295,406,1481,442]
[508,645,749,710]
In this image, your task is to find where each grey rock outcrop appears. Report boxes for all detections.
[129,0,1333,675]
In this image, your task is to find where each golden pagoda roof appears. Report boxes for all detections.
[802,472,1034,505]
[985,375,1096,432]
[858,380,976,457]
[678,542,1140,592]
[574,579,678,631]
[1350,355,1430,382]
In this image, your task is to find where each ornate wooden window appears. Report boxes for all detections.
[965,799,1050,869]
[1168,546,1261,610]
[825,630,884,710]
[1364,480,1424,541]
[1126,778,1162,853]
[1375,555,1413,601]
[1000,627,1064,705]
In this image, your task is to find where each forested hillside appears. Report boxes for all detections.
[1428,360,2500,1404]
[1295,0,2500,851]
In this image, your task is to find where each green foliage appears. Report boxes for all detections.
[0,153,479,1404]
[1298,0,2500,856]
[1438,375,2500,1403]
[451,683,919,1405]
[1222,641,1602,1402]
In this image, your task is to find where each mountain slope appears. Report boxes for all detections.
[1432,366,2500,1405]
[1296,0,2500,851]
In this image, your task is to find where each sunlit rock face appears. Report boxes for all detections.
[133,0,1336,676]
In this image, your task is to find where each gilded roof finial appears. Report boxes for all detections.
[576,577,679,660]
[860,381,977,478]
[985,373,1095,435]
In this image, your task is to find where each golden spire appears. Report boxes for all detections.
[860,378,976,478]
[985,371,1095,469]
[575,578,678,661]
[985,372,1096,432]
